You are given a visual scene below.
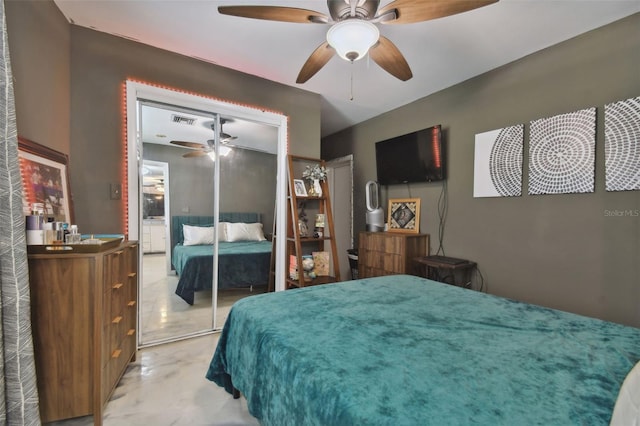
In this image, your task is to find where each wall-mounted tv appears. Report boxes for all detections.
[143,193,164,218]
[375,124,444,185]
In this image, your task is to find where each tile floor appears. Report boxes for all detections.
[140,252,206,343]
[140,253,266,344]
[49,334,258,425]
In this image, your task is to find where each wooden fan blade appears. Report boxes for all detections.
[296,42,335,84]
[218,6,328,24]
[170,140,206,149]
[183,150,209,158]
[220,133,238,143]
[369,36,413,81]
[379,0,498,24]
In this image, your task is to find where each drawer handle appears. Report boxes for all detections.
[128,272,137,278]
[112,282,124,290]
[114,250,123,256]
[112,349,122,358]
[127,301,136,307]
[127,329,135,336]
[112,316,123,324]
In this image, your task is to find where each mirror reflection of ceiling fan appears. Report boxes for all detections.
[143,177,165,194]
[170,119,237,159]
[218,0,498,83]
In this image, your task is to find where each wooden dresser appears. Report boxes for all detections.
[27,241,138,425]
[358,232,429,278]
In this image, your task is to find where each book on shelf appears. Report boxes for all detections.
[289,254,298,280]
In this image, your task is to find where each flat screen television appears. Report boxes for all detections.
[375,124,444,185]
[143,193,164,218]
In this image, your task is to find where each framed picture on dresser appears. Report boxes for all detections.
[18,136,74,223]
[388,198,420,234]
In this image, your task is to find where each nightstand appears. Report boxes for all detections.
[413,255,477,289]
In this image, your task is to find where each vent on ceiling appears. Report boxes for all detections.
[171,114,196,125]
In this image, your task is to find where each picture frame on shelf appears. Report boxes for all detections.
[293,179,307,196]
[387,198,420,234]
[298,220,309,237]
[18,136,74,224]
[312,251,330,276]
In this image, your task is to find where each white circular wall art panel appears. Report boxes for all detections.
[528,108,596,195]
[604,96,640,192]
[489,125,524,197]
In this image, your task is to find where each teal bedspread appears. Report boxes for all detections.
[173,241,271,304]
[206,275,640,425]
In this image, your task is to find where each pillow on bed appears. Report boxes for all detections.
[225,222,267,242]
[182,224,229,246]
[611,361,640,425]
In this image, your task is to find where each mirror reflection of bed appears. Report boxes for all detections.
[171,215,273,305]
[139,101,278,346]
[141,252,267,342]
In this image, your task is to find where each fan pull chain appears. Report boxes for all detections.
[350,61,354,101]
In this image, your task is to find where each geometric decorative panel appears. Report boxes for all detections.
[528,108,596,195]
[604,96,640,192]
[474,125,523,197]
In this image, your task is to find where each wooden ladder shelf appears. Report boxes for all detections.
[269,155,341,290]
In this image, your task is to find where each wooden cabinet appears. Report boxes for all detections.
[27,241,138,425]
[142,221,166,253]
[358,232,429,278]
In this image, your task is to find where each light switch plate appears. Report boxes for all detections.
[110,183,122,200]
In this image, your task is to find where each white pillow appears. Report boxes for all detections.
[217,222,230,242]
[611,361,640,426]
[182,224,215,246]
[225,222,266,242]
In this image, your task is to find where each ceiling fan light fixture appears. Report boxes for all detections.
[327,19,379,62]
[207,146,232,161]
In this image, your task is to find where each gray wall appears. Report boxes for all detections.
[6,0,321,236]
[68,25,320,234]
[323,14,640,328]
[143,143,277,231]
[6,0,70,154]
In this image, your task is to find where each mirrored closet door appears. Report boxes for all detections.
[139,102,217,345]
[127,81,288,347]
[215,117,278,329]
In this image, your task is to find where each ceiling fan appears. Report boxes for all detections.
[218,0,498,83]
[170,120,236,159]
[142,176,165,195]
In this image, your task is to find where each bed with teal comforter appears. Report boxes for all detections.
[173,241,271,305]
[207,274,640,425]
[171,214,271,305]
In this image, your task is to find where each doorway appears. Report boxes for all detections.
[327,155,354,281]
[141,160,170,270]
[126,81,288,348]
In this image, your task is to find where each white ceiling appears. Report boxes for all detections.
[53,0,640,138]
[140,103,279,154]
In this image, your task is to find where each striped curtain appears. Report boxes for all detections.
[0,0,41,424]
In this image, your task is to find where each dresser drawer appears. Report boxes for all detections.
[358,232,429,278]
[103,249,125,293]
